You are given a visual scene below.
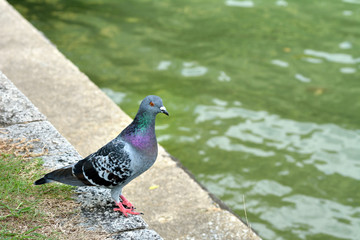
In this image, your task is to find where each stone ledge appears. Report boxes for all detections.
[0,72,45,126]
[0,71,163,240]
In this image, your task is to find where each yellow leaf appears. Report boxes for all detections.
[149,185,159,190]
[126,17,140,23]
[283,47,291,53]
[314,88,324,95]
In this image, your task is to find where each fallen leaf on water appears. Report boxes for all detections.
[125,17,140,23]
[283,47,291,53]
[306,86,327,96]
[314,88,324,95]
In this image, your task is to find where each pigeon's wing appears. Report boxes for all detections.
[34,139,133,187]
[72,139,133,187]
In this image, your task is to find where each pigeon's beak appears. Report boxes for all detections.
[160,106,169,116]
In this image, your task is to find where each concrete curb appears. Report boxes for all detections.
[0,0,261,239]
[0,71,163,239]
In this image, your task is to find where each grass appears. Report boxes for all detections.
[0,138,108,240]
[0,153,75,239]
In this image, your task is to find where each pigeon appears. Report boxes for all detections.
[34,95,169,217]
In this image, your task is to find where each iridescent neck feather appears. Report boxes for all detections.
[121,112,157,152]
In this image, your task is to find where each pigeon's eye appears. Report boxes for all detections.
[149,101,155,107]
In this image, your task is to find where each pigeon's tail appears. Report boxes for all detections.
[34,165,89,187]
[34,177,51,185]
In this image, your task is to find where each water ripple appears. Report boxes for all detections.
[181,62,208,77]
[304,49,360,64]
[276,0,288,7]
[343,0,360,4]
[207,136,275,157]
[262,194,360,239]
[157,60,172,70]
[271,59,289,67]
[201,172,360,240]
[195,103,360,180]
[339,41,352,49]
[295,73,311,82]
[101,88,126,104]
[225,0,254,8]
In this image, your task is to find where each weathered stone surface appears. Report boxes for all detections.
[76,187,149,233]
[82,208,148,233]
[0,71,45,126]
[0,121,79,168]
[113,229,163,240]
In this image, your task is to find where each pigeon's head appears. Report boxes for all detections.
[139,95,169,116]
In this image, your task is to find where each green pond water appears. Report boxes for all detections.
[9,0,360,239]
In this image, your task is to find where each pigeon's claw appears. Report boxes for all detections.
[120,195,135,210]
[114,201,140,217]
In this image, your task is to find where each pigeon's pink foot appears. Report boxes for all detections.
[120,195,135,209]
[113,201,140,217]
